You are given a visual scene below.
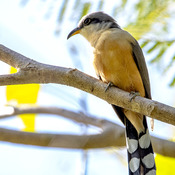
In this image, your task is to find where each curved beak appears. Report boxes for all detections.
[67,27,81,40]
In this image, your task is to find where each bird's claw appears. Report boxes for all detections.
[105,82,113,92]
[129,91,140,102]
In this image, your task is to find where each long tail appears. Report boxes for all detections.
[112,105,156,175]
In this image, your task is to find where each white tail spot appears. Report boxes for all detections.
[129,157,140,173]
[142,153,155,168]
[145,169,156,175]
[126,138,138,154]
[139,129,150,148]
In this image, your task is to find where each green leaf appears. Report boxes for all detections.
[80,2,91,19]
[121,0,128,8]
[150,46,166,63]
[140,40,149,48]
[97,0,104,10]
[147,42,160,53]
[57,0,69,23]
[163,55,175,73]
[167,40,175,46]
[169,76,175,87]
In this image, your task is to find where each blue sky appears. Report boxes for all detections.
[0,0,174,175]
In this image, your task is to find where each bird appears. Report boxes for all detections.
[67,11,156,175]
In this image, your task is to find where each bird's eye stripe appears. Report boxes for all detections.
[91,18,101,23]
[84,18,91,25]
[84,18,102,25]
[83,18,120,29]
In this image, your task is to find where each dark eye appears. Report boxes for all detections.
[84,18,91,25]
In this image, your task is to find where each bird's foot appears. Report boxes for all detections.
[129,91,140,102]
[105,82,114,92]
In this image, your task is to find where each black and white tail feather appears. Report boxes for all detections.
[112,105,156,175]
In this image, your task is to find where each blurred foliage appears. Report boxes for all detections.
[80,2,91,19]
[126,0,169,39]
[20,0,175,87]
[57,0,68,23]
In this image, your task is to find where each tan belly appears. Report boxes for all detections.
[93,46,145,97]
[93,30,146,133]
[93,48,145,132]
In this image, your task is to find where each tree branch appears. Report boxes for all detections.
[0,44,175,125]
[0,106,174,157]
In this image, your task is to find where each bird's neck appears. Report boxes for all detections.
[87,31,104,48]
[80,23,111,48]
[81,31,104,48]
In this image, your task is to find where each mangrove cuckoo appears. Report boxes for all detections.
[67,11,156,175]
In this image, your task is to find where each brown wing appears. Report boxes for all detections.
[131,40,151,99]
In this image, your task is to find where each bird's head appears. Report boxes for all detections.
[67,11,120,46]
